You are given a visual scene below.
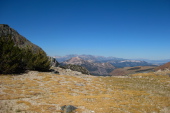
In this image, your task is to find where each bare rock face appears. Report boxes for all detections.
[0,24,44,53]
[48,56,59,67]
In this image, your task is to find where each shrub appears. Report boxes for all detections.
[22,48,50,71]
[0,36,50,74]
[0,36,24,74]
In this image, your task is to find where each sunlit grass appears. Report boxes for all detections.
[0,71,170,112]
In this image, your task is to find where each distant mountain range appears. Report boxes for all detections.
[56,54,170,65]
[138,59,170,65]
[56,54,153,67]
[55,54,124,63]
[56,55,156,76]
[61,57,115,76]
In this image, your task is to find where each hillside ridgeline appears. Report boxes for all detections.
[0,24,50,74]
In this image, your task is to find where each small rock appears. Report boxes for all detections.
[61,105,77,113]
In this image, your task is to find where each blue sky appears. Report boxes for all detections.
[1,0,170,60]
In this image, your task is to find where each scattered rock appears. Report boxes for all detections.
[51,67,90,77]
[61,105,77,113]
[61,64,90,75]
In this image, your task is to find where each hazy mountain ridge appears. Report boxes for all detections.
[62,57,115,76]
[56,54,152,68]
[55,54,124,63]
[107,60,152,68]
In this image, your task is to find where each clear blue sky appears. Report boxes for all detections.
[1,0,170,60]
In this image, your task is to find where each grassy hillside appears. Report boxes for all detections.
[0,71,170,113]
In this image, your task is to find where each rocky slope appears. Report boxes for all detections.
[0,24,43,53]
[62,57,115,76]
[61,64,90,75]
[48,56,59,67]
[0,24,51,73]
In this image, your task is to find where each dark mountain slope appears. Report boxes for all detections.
[0,24,50,73]
[0,24,43,53]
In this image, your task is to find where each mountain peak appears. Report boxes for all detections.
[0,24,43,53]
[64,57,84,65]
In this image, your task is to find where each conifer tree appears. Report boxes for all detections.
[0,36,50,74]
[0,36,24,74]
[23,48,50,71]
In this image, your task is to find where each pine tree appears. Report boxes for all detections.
[0,36,50,74]
[22,47,50,71]
[0,36,25,74]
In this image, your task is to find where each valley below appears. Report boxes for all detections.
[0,69,170,113]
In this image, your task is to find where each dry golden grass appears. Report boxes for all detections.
[0,71,170,113]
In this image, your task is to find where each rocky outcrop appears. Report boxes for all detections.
[0,24,44,53]
[51,67,90,76]
[61,64,90,75]
[48,56,59,67]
